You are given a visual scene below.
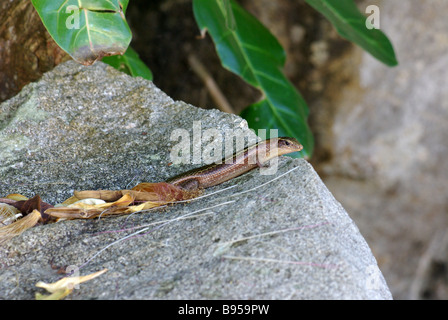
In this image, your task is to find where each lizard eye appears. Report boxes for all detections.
[279,139,291,147]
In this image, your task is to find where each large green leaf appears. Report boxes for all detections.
[193,0,313,157]
[102,47,153,80]
[31,0,132,65]
[305,0,398,66]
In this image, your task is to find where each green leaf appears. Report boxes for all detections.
[241,100,313,158]
[31,0,132,65]
[193,0,314,157]
[305,0,398,66]
[102,47,153,80]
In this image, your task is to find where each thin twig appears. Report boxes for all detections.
[188,54,235,114]
[218,221,330,247]
[221,255,339,269]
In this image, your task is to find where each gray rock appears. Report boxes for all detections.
[0,61,391,299]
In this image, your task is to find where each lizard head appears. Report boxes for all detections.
[276,137,303,155]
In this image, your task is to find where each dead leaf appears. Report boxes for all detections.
[0,203,22,226]
[45,194,137,219]
[35,268,108,300]
[5,194,28,201]
[67,198,106,210]
[7,194,53,223]
[74,190,123,202]
[56,195,81,207]
[125,201,164,213]
[0,209,41,245]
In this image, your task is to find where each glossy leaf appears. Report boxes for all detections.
[241,100,313,158]
[102,47,153,80]
[31,0,132,65]
[305,0,398,66]
[193,0,313,157]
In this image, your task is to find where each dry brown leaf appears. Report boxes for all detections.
[5,194,28,201]
[45,194,138,219]
[0,203,22,226]
[101,193,134,208]
[35,268,108,300]
[74,190,123,202]
[44,207,95,220]
[8,195,53,222]
[56,195,81,207]
[74,182,200,203]
[124,201,163,213]
[67,198,106,210]
[0,209,41,245]
[35,288,72,300]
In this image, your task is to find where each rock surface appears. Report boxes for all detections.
[0,61,391,299]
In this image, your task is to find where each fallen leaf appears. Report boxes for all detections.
[74,190,124,202]
[0,209,41,245]
[45,194,137,219]
[0,203,22,226]
[9,195,53,222]
[125,201,163,213]
[35,288,72,300]
[5,194,28,201]
[35,268,108,300]
[55,195,81,207]
[67,198,107,209]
